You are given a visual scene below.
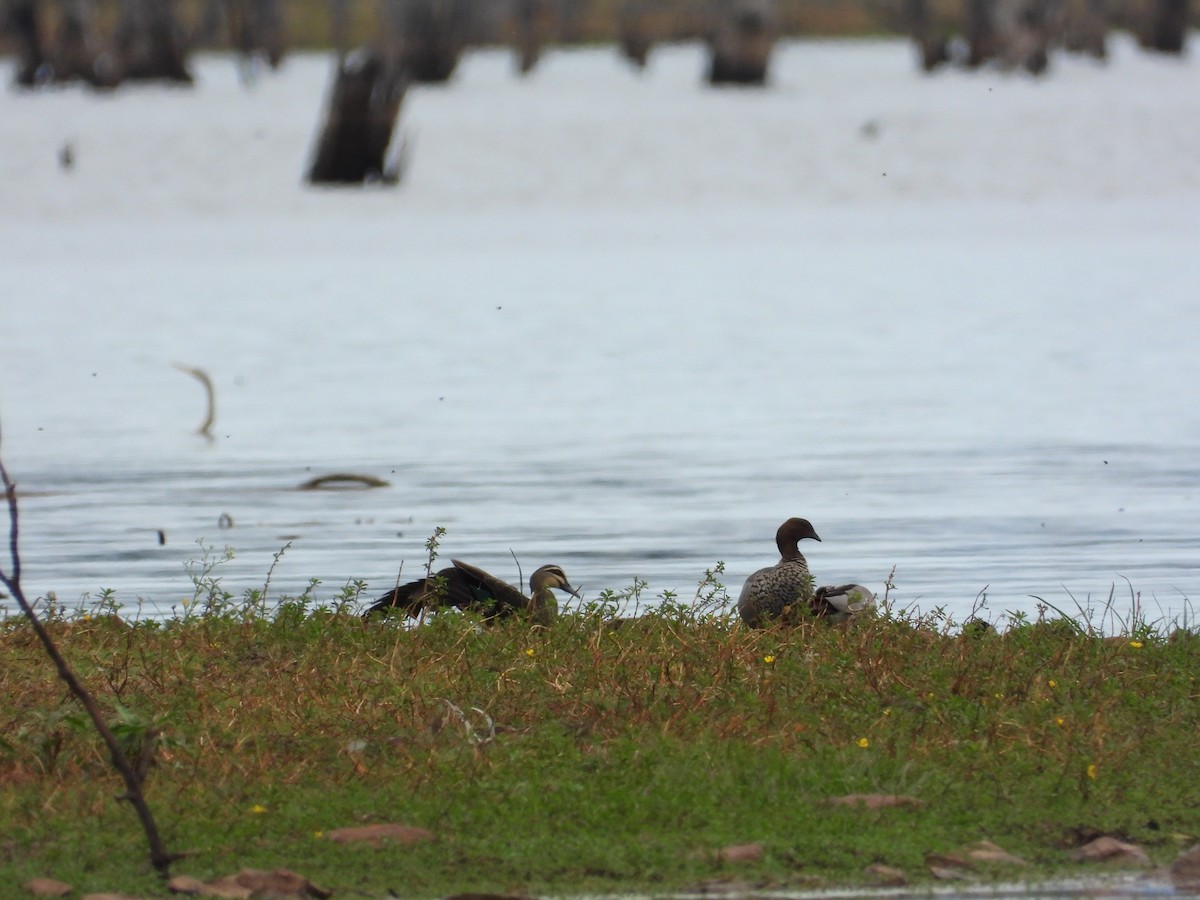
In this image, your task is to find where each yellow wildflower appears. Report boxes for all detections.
[763,655,776,664]
[1055,717,1065,727]
[1048,679,1057,688]
[1130,640,1144,649]
[856,737,870,749]
[1086,764,1098,780]
[313,831,324,839]
[251,804,267,814]
[525,648,535,658]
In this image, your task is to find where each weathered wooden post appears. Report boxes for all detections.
[307,48,408,185]
[112,0,193,83]
[706,0,778,85]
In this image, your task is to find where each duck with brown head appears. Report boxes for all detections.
[738,517,876,626]
[365,559,578,627]
[737,517,821,627]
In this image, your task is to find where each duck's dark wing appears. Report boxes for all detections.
[363,560,529,620]
[364,566,462,618]
[448,559,529,617]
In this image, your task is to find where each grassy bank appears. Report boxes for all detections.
[2,572,1198,898]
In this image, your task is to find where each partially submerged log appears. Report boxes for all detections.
[707,0,778,85]
[307,48,408,185]
[297,473,391,491]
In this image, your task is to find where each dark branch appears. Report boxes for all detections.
[0,438,178,877]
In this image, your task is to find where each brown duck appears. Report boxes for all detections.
[737,517,874,626]
[365,559,578,626]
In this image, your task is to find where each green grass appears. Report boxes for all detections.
[2,575,1198,897]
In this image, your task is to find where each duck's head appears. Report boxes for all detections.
[776,517,821,556]
[529,564,580,597]
[527,564,579,626]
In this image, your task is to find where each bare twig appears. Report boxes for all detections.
[509,548,523,594]
[0,432,178,876]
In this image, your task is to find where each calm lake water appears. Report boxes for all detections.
[1,37,1198,627]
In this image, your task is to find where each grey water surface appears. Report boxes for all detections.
[2,39,1198,624]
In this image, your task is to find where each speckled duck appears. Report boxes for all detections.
[738,517,874,626]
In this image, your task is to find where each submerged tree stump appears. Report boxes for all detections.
[1059,0,1110,60]
[963,0,1000,66]
[955,0,1059,74]
[307,48,408,185]
[113,0,193,83]
[384,0,476,83]
[3,0,46,86]
[904,0,951,71]
[50,0,116,86]
[195,0,286,69]
[618,0,663,69]
[226,0,285,69]
[329,0,351,54]
[1137,0,1190,53]
[3,0,114,86]
[990,0,1055,73]
[512,0,555,74]
[707,0,778,85]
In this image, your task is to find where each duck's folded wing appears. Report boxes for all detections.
[364,566,461,618]
[450,559,529,615]
[814,583,876,616]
